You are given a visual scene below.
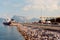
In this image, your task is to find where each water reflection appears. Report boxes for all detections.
[0,25,24,40]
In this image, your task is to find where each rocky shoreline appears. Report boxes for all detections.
[22,25,60,40]
[4,22,60,40]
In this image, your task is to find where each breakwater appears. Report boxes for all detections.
[9,22,60,40]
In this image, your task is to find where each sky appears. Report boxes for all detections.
[0,0,60,19]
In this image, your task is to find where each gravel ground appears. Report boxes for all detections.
[23,26,60,40]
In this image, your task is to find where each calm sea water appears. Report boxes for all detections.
[0,24,24,40]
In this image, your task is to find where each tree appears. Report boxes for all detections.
[38,20,41,23]
[56,18,60,23]
[50,18,55,22]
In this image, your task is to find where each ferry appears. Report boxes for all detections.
[3,18,14,25]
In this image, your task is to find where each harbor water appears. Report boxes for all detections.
[0,24,24,40]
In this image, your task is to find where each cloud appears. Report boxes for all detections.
[23,0,59,11]
[25,0,32,3]
[47,4,58,11]
[23,5,32,11]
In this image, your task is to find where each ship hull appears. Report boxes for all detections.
[3,22,11,25]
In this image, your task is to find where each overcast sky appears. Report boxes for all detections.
[0,0,60,18]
